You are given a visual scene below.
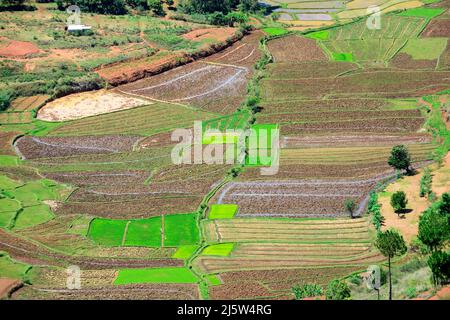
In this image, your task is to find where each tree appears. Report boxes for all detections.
[388,145,412,174]
[428,251,450,287]
[326,279,351,300]
[147,0,164,15]
[292,283,323,300]
[56,0,127,15]
[238,0,259,12]
[390,191,408,216]
[0,89,13,111]
[374,229,407,300]
[437,192,450,215]
[344,199,356,219]
[418,207,449,252]
[178,0,234,14]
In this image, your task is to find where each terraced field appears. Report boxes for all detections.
[0,0,448,301]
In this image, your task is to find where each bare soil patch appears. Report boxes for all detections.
[183,27,236,42]
[37,90,151,122]
[0,278,22,299]
[380,155,449,243]
[15,135,140,159]
[268,35,327,63]
[391,53,437,70]
[421,19,450,38]
[0,38,40,57]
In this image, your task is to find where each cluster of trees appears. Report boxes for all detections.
[0,89,14,111]
[178,0,259,14]
[0,0,34,10]
[55,0,172,16]
[54,0,258,17]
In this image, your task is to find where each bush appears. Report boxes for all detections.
[326,279,351,300]
[420,168,433,198]
[391,191,408,215]
[428,251,450,286]
[0,89,14,111]
[404,287,417,299]
[292,283,323,300]
[368,192,385,232]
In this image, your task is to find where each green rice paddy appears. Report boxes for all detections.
[209,204,238,219]
[172,245,198,259]
[88,213,199,248]
[397,7,445,19]
[114,267,198,285]
[202,243,234,257]
[263,27,289,37]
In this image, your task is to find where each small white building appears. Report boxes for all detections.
[67,24,92,33]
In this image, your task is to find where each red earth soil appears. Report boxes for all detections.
[0,38,40,57]
[0,278,22,299]
[183,27,236,42]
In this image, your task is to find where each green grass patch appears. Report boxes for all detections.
[0,198,21,213]
[124,217,162,247]
[114,267,197,285]
[88,218,128,247]
[202,243,234,257]
[397,7,445,19]
[164,213,199,247]
[305,30,329,40]
[0,211,16,228]
[332,53,354,62]
[263,27,288,37]
[0,176,23,189]
[172,245,198,259]
[14,204,54,230]
[205,274,222,286]
[209,204,238,219]
[0,155,19,167]
[0,251,31,280]
[246,124,279,167]
[400,38,448,60]
[386,99,419,111]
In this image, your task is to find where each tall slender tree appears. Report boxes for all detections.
[374,229,407,300]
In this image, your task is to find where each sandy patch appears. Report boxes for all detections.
[37,90,151,122]
[183,28,236,42]
[380,153,449,243]
[0,278,22,299]
[0,37,40,57]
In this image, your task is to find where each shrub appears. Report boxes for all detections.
[292,283,323,300]
[428,250,450,287]
[0,89,14,111]
[326,279,351,300]
[391,191,408,215]
[404,287,417,299]
[419,168,433,198]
